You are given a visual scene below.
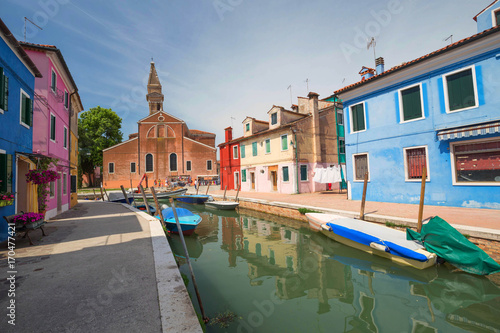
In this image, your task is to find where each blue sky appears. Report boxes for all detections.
[2,0,488,148]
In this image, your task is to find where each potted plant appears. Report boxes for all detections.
[25,157,60,214]
[0,192,15,207]
[13,212,45,228]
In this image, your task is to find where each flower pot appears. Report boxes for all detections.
[0,200,14,207]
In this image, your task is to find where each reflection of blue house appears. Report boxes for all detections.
[328,4,500,209]
[0,19,42,219]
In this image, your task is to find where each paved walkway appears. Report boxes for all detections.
[192,186,500,230]
[0,201,201,332]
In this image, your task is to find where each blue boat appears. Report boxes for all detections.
[175,194,210,204]
[135,204,156,215]
[155,207,202,235]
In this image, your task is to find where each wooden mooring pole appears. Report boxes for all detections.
[120,185,131,205]
[359,172,368,220]
[150,187,165,229]
[417,167,427,233]
[235,185,241,202]
[205,182,211,195]
[99,187,105,201]
[139,185,151,215]
[93,188,98,200]
[223,185,227,201]
[169,198,209,323]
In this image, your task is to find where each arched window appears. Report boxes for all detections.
[170,153,177,171]
[145,153,153,172]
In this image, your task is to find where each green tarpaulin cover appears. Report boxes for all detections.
[407,216,500,275]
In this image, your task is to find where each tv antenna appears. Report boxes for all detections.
[24,17,43,42]
[367,37,376,66]
[230,116,235,127]
[444,35,453,44]
[305,78,309,92]
[287,85,293,107]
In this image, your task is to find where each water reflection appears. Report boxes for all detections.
[164,205,500,333]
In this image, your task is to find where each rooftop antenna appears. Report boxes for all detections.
[367,37,376,67]
[444,35,453,44]
[230,116,235,127]
[305,78,309,92]
[287,85,293,107]
[24,17,43,42]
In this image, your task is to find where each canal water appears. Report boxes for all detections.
[160,202,500,333]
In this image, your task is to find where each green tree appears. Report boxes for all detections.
[79,106,123,187]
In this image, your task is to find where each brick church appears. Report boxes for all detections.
[102,62,217,188]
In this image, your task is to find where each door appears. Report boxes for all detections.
[234,172,239,189]
[270,171,277,191]
[57,173,62,213]
[250,172,255,190]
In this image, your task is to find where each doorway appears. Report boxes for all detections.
[250,172,255,190]
[269,165,278,191]
[57,173,62,214]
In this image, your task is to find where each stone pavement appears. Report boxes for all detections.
[192,186,500,234]
[0,201,202,333]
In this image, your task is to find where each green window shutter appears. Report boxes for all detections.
[51,115,56,140]
[271,113,277,125]
[51,71,56,91]
[0,68,7,111]
[300,165,307,181]
[26,97,33,126]
[352,104,365,132]
[252,142,257,156]
[265,139,270,153]
[246,123,250,131]
[496,10,500,25]
[0,68,3,109]
[447,68,475,111]
[21,94,27,124]
[241,145,245,158]
[242,169,246,182]
[282,166,289,182]
[281,135,288,150]
[401,86,422,121]
[0,153,7,193]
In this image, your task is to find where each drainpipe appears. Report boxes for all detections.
[292,128,299,194]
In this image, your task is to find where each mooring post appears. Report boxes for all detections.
[100,187,106,201]
[235,185,240,202]
[169,198,209,323]
[417,167,427,233]
[223,185,227,201]
[205,182,211,195]
[139,185,151,215]
[151,187,165,228]
[120,185,131,205]
[93,188,97,200]
[360,172,368,220]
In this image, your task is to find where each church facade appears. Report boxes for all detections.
[102,62,217,189]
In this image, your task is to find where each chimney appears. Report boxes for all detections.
[224,126,233,143]
[308,92,321,163]
[359,66,376,80]
[376,57,385,74]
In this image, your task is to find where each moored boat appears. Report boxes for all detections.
[204,198,239,210]
[132,187,188,199]
[311,214,437,270]
[305,212,346,231]
[175,194,210,204]
[135,204,156,215]
[155,207,202,235]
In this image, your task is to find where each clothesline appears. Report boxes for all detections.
[313,165,346,184]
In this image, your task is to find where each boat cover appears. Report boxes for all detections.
[158,207,201,224]
[326,222,429,262]
[406,216,500,275]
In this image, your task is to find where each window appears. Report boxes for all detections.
[50,114,56,141]
[186,160,192,171]
[63,173,67,195]
[337,110,343,125]
[242,169,246,182]
[0,152,12,193]
[271,113,277,125]
[300,165,308,181]
[281,135,288,151]
[443,66,478,113]
[64,90,69,109]
[245,123,250,132]
[339,138,345,154]
[265,139,271,154]
[51,70,56,92]
[252,142,257,156]
[404,146,429,181]
[63,127,68,148]
[233,146,238,159]
[20,90,32,127]
[108,162,115,174]
[145,153,153,172]
[241,145,245,158]
[130,162,136,173]
[494,8,500,26]
[234,171,239,186]
[170,153,177,171]
[70,175,77,193]
[452,138,500,185]
[353,153,369,181]
[207,160,212,171]
[399,84,424,122]
[50,181,55,198]
[0,67,9,112]
[350,103,366,132]
[282,166,289,182]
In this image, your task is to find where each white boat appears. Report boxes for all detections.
[306,212,346,231]
[306,213,437,270]
[131,188,188,199]
[204,200,239,210]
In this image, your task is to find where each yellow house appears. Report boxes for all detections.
[69,92,83,207]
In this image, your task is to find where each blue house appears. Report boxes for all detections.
[327,4,500,209]
[0,18,42,220]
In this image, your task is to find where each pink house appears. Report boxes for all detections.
[21,42,79,219]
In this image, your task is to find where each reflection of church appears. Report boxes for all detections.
[103,62,217,188]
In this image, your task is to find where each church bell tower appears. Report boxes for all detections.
[146,62,164,115]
